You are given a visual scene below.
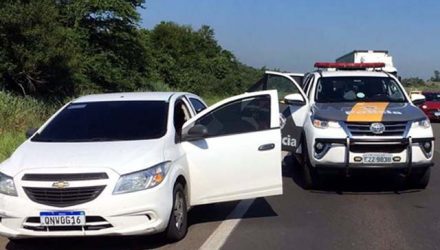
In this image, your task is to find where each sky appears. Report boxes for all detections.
[139,0,439,79]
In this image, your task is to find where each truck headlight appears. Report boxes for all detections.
[113,162,171,194]
[411,119,431,129]
[312,118,341,129]
[0,172,17,196]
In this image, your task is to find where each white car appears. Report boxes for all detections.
[249,63,434,189]
[0,91,282,241]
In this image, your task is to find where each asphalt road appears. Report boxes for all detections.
[1,124,439,250]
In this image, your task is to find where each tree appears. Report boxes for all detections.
[0,3,262,99]
[0,0,151,98]
[0,0,81,96]
[431,70,440,82]
[401,77,425,87]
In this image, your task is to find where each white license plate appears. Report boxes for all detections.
[40,211,86,226]
[363,154,392,164]
[434,112,440,117]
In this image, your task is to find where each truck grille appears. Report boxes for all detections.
[23,186,105,207]
[345,121,407,137]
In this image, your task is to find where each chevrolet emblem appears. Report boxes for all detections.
[52,181,69,189]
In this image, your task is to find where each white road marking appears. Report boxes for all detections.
[200,199,255,250]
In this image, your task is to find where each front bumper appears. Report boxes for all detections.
[310,137,435,175]
[0,169,174,239]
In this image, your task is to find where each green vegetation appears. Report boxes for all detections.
[0,0,262,99]
[1,1,438,162]
[0,0,263,161]
[0,92,57,161]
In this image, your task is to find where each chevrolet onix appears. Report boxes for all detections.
[0,91,282,241]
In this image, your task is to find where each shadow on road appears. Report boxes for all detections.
[282,153,424,195]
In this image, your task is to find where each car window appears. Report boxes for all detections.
[196,95,271,138]
[424,93,440,101]
[189,98,207,113]
[174,100,192,136]
[290,75,304,88]
[266,75,299,100]
[33,101,168,142]
[247,76,266,92]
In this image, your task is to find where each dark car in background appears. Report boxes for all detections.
[420,91,440,122]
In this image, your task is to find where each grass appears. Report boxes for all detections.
[0,92,57,162]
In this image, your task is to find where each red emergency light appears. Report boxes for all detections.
[314,62,386,69]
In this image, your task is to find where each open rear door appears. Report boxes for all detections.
[181,90,282,206]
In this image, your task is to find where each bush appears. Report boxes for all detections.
[0,91,57,161]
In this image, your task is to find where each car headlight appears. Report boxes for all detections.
[113,162,171,195]
[0,172,17,196]
[311,117,341,129]
[411,119,431,129]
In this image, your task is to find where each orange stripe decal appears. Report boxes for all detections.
[347,102,389,122]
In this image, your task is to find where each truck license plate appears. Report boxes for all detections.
[363,154,392,164]
[40,211,86,226]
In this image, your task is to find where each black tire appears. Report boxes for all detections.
[408,167,431,189]
[302,140,319,190]
[165,183,188,242]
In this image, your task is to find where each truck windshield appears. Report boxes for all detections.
[315,77,406,103]
[32,101,168,142]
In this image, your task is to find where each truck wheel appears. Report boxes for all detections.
[408,167,431,189]
[302,140,319,190]
[165,183,188,242]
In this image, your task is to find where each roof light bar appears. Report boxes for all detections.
[314,62,386,69]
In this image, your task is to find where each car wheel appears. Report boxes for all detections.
[165,182,188,242]
[408,167,431,189]
[302,140,319,190]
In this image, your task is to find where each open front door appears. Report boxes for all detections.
[248,71,309,153]
[181,90,282,206]
[264,72,309,153]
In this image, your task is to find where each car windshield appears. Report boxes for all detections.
[32,101,168,142]
[315,77,406,103]
[424,93,440,101]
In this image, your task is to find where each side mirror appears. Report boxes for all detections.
[182,124,208,141]
[411,94,426,106]
[284,93,305,106]
[26,128,38,139]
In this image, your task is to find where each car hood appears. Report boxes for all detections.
[312,102,426,122]
[0,139,165,177]
[425,101,440,110]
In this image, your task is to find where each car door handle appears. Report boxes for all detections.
[258,143,275,151]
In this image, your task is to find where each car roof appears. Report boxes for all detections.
[72,92,191,103]
[315,70,390,78]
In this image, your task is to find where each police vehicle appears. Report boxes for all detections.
[250,63,434,189]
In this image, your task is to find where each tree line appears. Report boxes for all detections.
[0,0,262,100]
